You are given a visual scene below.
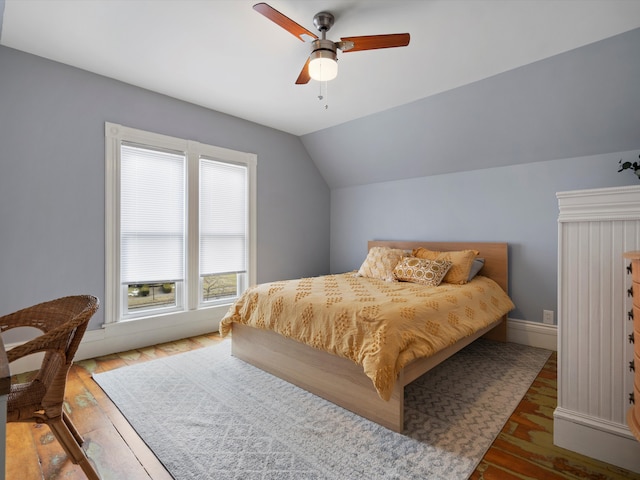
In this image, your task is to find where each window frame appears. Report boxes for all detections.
[105,122,256,325]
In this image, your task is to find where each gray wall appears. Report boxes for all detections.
[0,45,330,330]
[330,150,639,323]
[320,27,640,324]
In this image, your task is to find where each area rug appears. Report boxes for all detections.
[93,339,550,480]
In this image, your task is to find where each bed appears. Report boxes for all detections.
[219,241,513,432]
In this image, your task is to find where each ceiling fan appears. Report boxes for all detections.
[253,2,411,84]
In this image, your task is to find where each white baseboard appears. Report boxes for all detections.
[554,407,640,473]
[507,318,557,351]
[6,316,556,375]
[6,306,227,375]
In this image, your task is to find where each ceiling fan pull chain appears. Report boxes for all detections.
[320,81,329,110]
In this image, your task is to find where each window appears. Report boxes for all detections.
[105,123,256,324]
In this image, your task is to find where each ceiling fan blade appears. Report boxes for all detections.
[253,3,318,42]
[295,57,311,85]
[340,33,410,52]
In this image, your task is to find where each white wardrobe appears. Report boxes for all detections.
[556,185,640,472]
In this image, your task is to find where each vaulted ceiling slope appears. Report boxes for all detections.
[1,0,639,138]
[302,26,640,189]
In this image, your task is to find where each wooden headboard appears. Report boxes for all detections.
[368,240,510,341]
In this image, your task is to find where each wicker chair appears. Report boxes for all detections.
[1,295,100,480]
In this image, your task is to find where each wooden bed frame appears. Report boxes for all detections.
[230,241,510,432]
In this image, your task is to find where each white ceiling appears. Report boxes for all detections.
[1,0,640,136]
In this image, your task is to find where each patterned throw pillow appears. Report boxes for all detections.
[357,247,407,282]
[393,257,452,287]
[412,248,479,285]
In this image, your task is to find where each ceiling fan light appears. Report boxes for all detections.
[308,51,338,82]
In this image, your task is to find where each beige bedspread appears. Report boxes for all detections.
[220,272,514,400]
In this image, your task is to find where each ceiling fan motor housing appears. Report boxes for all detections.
[311,38,337,58]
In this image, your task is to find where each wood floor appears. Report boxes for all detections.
[6,334,640,480]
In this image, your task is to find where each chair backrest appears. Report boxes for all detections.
[1,295,99,410]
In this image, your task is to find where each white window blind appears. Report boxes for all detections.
[105,122,256,325]
[199,158,247,276]
[120,143,186,284]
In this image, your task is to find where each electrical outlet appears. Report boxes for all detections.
[543,310,554,325]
